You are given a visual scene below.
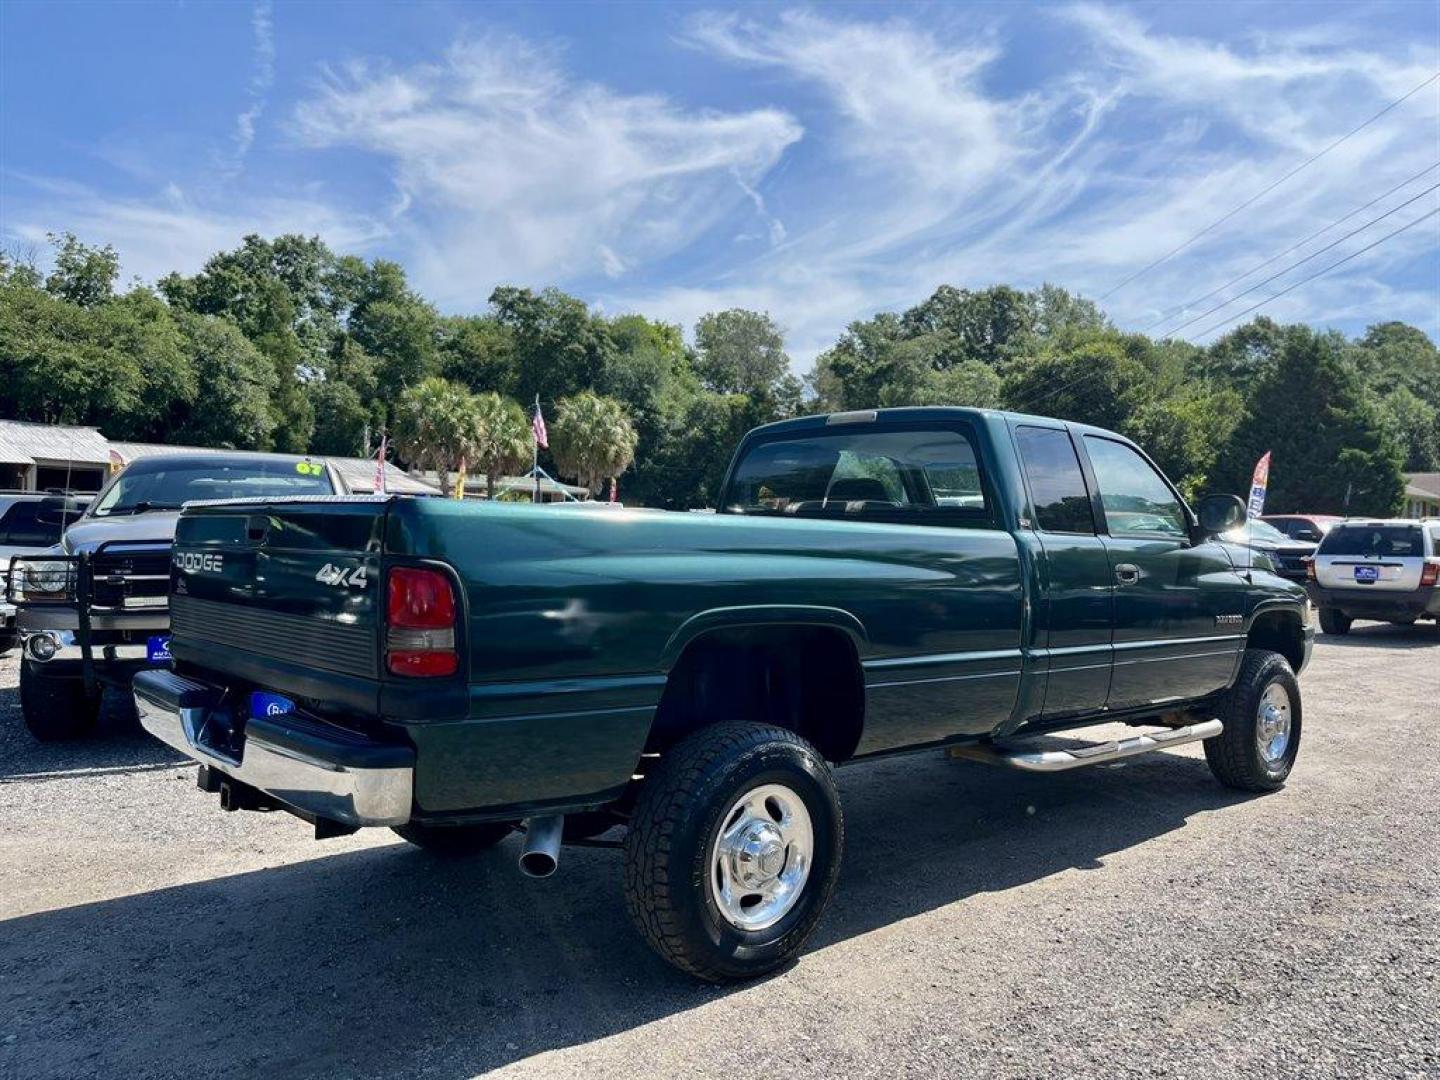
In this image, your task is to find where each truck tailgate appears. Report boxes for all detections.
[169,498,388,712]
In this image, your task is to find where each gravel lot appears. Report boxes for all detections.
[2,626,1438,1080]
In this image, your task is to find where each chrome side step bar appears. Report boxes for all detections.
[947,719,1223,773]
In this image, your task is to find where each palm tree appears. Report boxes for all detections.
[549,391,638,497]
[470,393,532,499]
[393,376,472,494]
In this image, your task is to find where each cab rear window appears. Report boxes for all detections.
[724,427,990,527]
[1318,525,1422,557]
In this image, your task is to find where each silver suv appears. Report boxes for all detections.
[1308,519,1440,634]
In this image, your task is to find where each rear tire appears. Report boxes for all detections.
[1317,608,1351,635]
[20,661,101,742]
[391,821,515,855]
[623,722,844,982]
[1204,649,1301,792]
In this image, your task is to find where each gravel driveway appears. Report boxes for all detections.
[2,626,1437,1080]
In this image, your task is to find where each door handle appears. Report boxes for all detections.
[1114,563,1141,585]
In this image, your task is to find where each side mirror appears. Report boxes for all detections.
[1196,493,1246,536]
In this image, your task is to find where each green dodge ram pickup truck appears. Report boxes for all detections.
[134,407,1312,980]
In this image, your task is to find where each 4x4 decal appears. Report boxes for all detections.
[314,563,369,589]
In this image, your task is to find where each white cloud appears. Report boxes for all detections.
[232,1,276,167]
[289,36,803,303]
[653,5,1440,363]
[4,176,386,285]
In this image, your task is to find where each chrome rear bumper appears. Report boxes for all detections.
[134,669,413,827]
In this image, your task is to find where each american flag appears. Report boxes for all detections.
[532,402,548,449]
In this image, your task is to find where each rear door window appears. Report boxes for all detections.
[725,426,990,526]
[1015,426,1095,534]
[0,501,63,546]
[1319,526,1423,557]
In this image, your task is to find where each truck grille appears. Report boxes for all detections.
[90,549,172,610]
[170,594,378,678]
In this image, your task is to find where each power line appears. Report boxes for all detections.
[1009,205,1439,415]
[1183,207,1440,341]
[1098,70,1440,301]
[1159,180,1440,339]
[1142,160,1440,334]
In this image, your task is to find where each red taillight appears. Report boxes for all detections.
[386,567,458,677]
[1421,560,1440,588]
[1305,556,1316,581]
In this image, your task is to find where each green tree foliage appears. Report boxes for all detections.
[307,378,370,458]
[549,391,639,495]
[3,227,1432,514]
[470,392,532,499]
[440,315,516,395]
[490,286,612,406]
[170,313,277,449]
[392,377,474,491]
[44,233,119,308]
[1213,326,1404,516]
[693,309,801,410]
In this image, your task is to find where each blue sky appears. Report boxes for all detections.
[2,1,1437,367]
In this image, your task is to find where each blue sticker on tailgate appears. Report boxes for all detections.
[250,691,295,718]
[146,635,172,663]
[1353,565,1379,583]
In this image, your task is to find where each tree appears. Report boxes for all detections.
[392,377,473,493]
[694,309,797,401]
[308,378,370,457]
[489,286,612,406]
[1213,326,1403,515]
[171,313,277,449]
[549,392,639,496]
[44,233,119,308]
[1377,387,1440,472]
[440,315,516,395]
[469,393,532,499]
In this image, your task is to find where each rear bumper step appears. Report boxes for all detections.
[947,719,1223,772]
[134,668,414,827]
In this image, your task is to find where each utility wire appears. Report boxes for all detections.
[1010,205,1440,415]
[1098,70,1440,301]
[1159,180,1440,339]
[1142,160,1440,334]
[1182,207,1440,341]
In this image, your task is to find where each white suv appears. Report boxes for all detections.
[1308,519,1440,634]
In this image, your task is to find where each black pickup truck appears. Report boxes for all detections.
[134,407,1312,980]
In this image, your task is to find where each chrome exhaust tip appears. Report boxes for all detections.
[518,814,564,878]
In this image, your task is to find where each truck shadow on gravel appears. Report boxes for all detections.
[0,748,1253,1080]
[0,678,188,783]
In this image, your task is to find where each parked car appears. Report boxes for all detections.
[1221,517,1318,583]
[1,492,89,655]
[134,407,1311,981]
[1262,514,1343,543]
[8,453,345,740]
[1307,519,1440,634]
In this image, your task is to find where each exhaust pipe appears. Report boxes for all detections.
[518,815,564,878]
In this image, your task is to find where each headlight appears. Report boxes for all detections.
[16,560,75,601]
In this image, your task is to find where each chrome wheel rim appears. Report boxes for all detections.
[1256,682,1292,764]
[708,783,814,932]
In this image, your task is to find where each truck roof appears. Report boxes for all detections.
[745,406,1121,440]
